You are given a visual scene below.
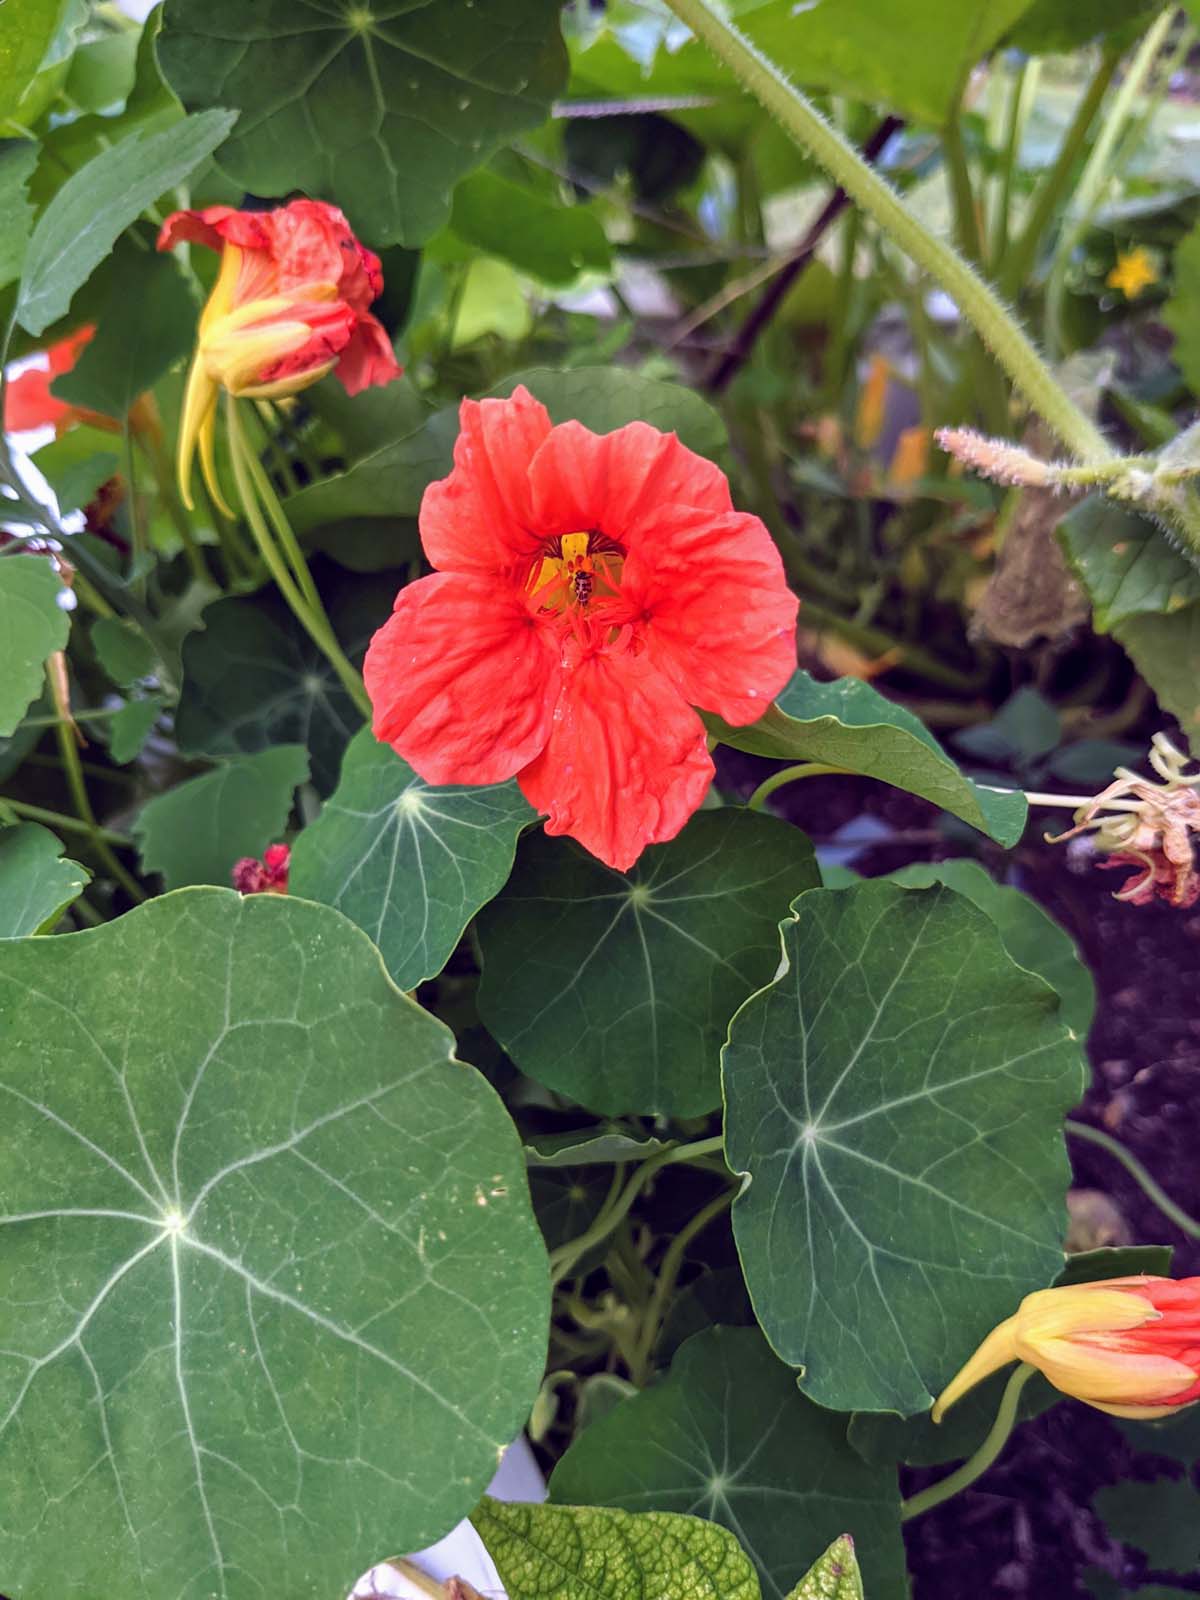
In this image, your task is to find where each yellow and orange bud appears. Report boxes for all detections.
[933,1276,1200,1423]
[157,200,401,513]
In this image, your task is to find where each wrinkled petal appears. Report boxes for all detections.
[420,386,551,574]
[335,314,402,395]
[622,506,798,724]
[527,420,732,549]
[364,572,559,786]
[518,647,713,871]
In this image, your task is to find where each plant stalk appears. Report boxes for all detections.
[900,1362,1037,1522]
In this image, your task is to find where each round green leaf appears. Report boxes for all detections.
[0,553,69,738]
[723,880,1086,1415]
[0,888,549,1598]
[473,1498,760,1600]
[550,1327,906,1600]
[157,0,568,246]
[289,727,534,990]
[884,860,1095,1037]
[477,810,821,1117]
[0,822,89,937]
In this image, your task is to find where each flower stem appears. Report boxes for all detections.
[900,1362,1037,1523]
[658,0,1115,462]
[747,762,848,812]
[225,395,370,717]
[0,795,130,846]
[629,1184,735,1383]
[50,712,146,901]
[1065,1119,1200,1240]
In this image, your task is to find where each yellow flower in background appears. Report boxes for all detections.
[1106,247,1158,300]
[933,1276,1200,1424]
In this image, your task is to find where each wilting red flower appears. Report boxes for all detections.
[4,326,113,436]
[232,843,290,896]
[934,1276,1200,1422]
[364,387,798,870]
[158,199,401,507]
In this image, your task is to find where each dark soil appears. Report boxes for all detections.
[721,752,1200,1600]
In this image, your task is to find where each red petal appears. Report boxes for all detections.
[364,571,559,785]
[47,325,94,375]
[4,367,71,432]
[527,420,732,549]
[518,647,713,871]
[334,313,403,395]
[420,386,551,574]
[157,205,252,255]
[622,506,798,724]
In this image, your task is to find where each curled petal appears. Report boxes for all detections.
[335,315,401,395]
[364,572,559,786]
[527,419,733,549]
[420,386,552,574]
[622,507,798,724]
[517,648,714,871]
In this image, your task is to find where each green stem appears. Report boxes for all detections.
[747,762,847,812]
[998,46,1121,300]
[244,408,320,609]
[1065,1119,1200,1240]
[659,0,1114,461]
[51,716,146,901]
[225,396,370,717]
[943,114,985,264]
[900,1363,1037,1522]
[1044,9,1175,354]
[823,208,862,409]
[0,796,131,846]
[990,58,1036,266]
[137,425,210,586]
[630,1185,735,1383]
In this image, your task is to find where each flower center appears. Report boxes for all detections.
[527,531,624,617]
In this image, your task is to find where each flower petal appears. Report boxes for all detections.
[4,367,71,433]
[527,420,733,548]
[334,313,402,395]
[364,571,559,785]
[420,386,552,574]
[622,506,798,724]
[517,647,714,871]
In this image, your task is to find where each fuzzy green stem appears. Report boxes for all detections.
[1066,1120,1200,1240]
[747,763,848,812]
[900,1363,1037,1522]
[659,0,1114,461]
[998,46,1121,300]
[226,396,370,717]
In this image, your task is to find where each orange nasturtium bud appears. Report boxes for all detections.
[933,1276,1200,1423]
[157,200,401,512]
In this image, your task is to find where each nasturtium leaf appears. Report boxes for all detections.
[550,1327,906,1600]
[723,880,1085,1415]
[0,140,39,292]
[0,823,89,937]
[785,1536,863,1600]
[1114,1401,1200,1467]
[30,424,119,515]
[91,617,155,688]
[1115,602,1200,746]
[289,728,533,991]
[1006,0,1160,51]
[490,366,728,463]
[1057,499,1200,630]
[53,250,195,421]
[157,0,568,247]
[1094,1479,1200,1574]
[885,861,1095,1036]
[472,1497,760,1600]
[450,170,611,285]
[174,574,391,793]
[0,0,64,124]
[524,1127,670,1167]
[709,672,1027,847]
[0,553,69,737]
[285,407,457,535]
[846,1245,1173,1470]
[1164,220,1200,404]
[134,744,309,889]
[0,888,550,1599]
[16,108,236,336]
[477,810,820,1118]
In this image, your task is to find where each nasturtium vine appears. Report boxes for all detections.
[0,890,549,1598]
[4,1,1199,1594]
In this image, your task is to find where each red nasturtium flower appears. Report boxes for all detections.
[4,326,110,436]
[232,844,290,896]
[157,199,401,508]
[364,387,799,870]
[934,1276,1200,1422]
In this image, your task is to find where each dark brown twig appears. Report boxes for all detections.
[705,114,903,393]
